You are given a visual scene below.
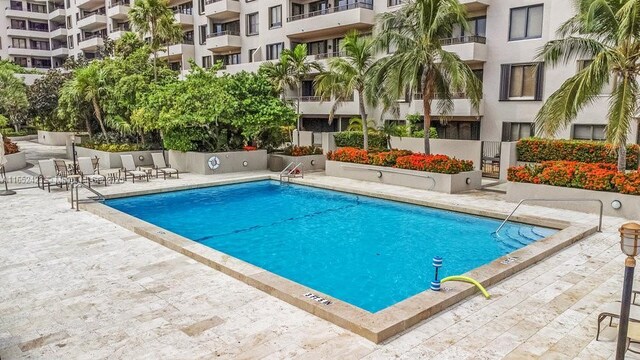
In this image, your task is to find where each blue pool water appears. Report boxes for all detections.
[106,181,556,312]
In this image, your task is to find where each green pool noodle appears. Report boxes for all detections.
[441,276,491,299]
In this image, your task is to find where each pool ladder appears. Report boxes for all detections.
[70,182,106,211]
[279,162,304,183]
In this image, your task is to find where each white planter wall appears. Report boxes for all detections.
[325,160,482,194]
[506,182,640,220]
[37,131,75,146]
[3,152,27,172]
[389,137,483,171]
[168,150,268,175]
[268,154,326,172]
[74,147,162,169]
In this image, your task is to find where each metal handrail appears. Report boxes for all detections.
[288,162,304,178]
[70,182,106,211]
[494,198,603,234]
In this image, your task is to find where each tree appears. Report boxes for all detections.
[129,0,182,81]
[59,62,109,137]
[260,44,321,144]
[535,0,640,171]
[315,30,377,150]
[373,0,482,154]
[114,32,146,58]
[0,69,29,132]
[27,70,72,131]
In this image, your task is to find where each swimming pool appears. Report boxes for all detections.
[106,180,556,313]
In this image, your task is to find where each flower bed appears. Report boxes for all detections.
[3,137,18,155]
[516,138,640,169]
[282,145,323,156]
[81,142,150,152]
[327,147,473,174]
[508,161,640,195]
[326,148,481,193]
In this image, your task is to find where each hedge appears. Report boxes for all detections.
[333,131,387,150]
[327,147,474,174]
[508,160,640,195]
[517,138,639,169]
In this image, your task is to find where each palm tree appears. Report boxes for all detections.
[67,63,109,137]
[315,30,377,150]
[535,0,640,172]
[373,0,483,154]
[261,44,321,144]
[129,0,179,81]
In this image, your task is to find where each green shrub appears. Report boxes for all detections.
[81,142,149,152]
[411,128,439,139]
[517,138,639,170]
[162,128,206,152]
[333,131,387,149]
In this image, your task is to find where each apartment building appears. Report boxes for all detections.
[1,0,637,145]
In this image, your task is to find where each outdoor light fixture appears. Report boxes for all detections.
[138,155,145,161]
[465,178,471,185]
[242,160,248,167]
[71,134,77,175]
[377,171,382,178]
[310,160,316,166]
[612,200,622,210]
[616,222,640,359]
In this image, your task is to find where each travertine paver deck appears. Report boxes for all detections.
[2,141,640,359]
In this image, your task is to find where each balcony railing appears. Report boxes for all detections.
[439,35,486,46]
[79,10,106,19]
[413,92,469,100]
[109,0,130,7]
[168,39,195,45]
[50,4,65,10]
[9,25,50,32]
[52,43,68,50]
[287,2,373,22]
[204,0,238,4]
[8,44,50,50]
[206,30,240,38]
[81,34,104,41]
[313,51,345,60]
[110,25,130,32]
[173,7,193,15]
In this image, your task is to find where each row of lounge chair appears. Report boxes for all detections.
[37,153,178,192]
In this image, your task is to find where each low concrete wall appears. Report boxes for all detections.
[325,160,482,194]
[168,150,268,175]
[9,134,37,141]
[322,132,337,154]
[506,182,640,220]
[389,137,482,170]
[268,154,326,172]
[3,152,27,172]
[293,130,314,147]
[38,130,74,146]
[74,147,161,169]
[500,142,518,181]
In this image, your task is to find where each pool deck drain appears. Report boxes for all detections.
[82,175,597,343]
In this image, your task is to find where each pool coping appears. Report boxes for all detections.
[81,176,598,343]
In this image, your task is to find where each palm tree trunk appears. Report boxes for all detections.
[85,117,93,139]
[91,97,108,138]
[422,72,432,154]
[296,85,301,145]
[358,91,368,151]
[618,143,627,172]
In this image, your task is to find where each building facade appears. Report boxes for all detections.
[1,0,638,144]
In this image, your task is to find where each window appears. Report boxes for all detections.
[452,16,486,38]
[309,0,329,13]
[202,56,212,68]
[199,25,207,44]
[11,19,26,29]
[291,3,304,17]
[14,57,28,67]
[247,13,259,35]
[388,0,401,6]
[66,16,72,29]
[198,0,205,14]
[248,48,256,62]
[499,63,544,101]
[307,40,327,55]
[301,80,315,97]
[502,122,534,141]
[509,5,543,40]
[433,120,481,140]
[266,42,284,60]
[573,124,606,141]
[12,38,27,49]
[269,6,282,29]
[68,35,74,49]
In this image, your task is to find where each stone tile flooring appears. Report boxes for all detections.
[2,141,640,359]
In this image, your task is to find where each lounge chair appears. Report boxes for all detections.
[596,302,640,340]
[151,153,179,179]
[78,157,107,187]
[120,154,149,183]
[37,159,69,192]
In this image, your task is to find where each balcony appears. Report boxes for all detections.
[410,93,484,117]
[76,0,105,10]
[107,2,130,20]
[174,9,194,27]
[52,45,69,57]
[157,42,195,61]
[459,0,490,11]
[50,26,68,39]
[7,45,51,57]
[204,0,240,21]
[49,7,66,21]
[285,2,374,40]
[5,8,49,21]
[206,31,241,53]
[77,13,108,31]
[6,27,50,39]
[440,35,487,63]
[78,35,104,51]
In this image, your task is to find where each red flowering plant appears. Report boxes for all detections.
[3,137,18,155]
[326,147,370,164]
[395,154,474,174]
[243,145,257,151]
[368,149,413,167]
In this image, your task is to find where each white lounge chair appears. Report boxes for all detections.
[120,154,148,183]
[37,159,69,192]
[596,302,640,340]
[78,157,107,187]
[151,153,179,179]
